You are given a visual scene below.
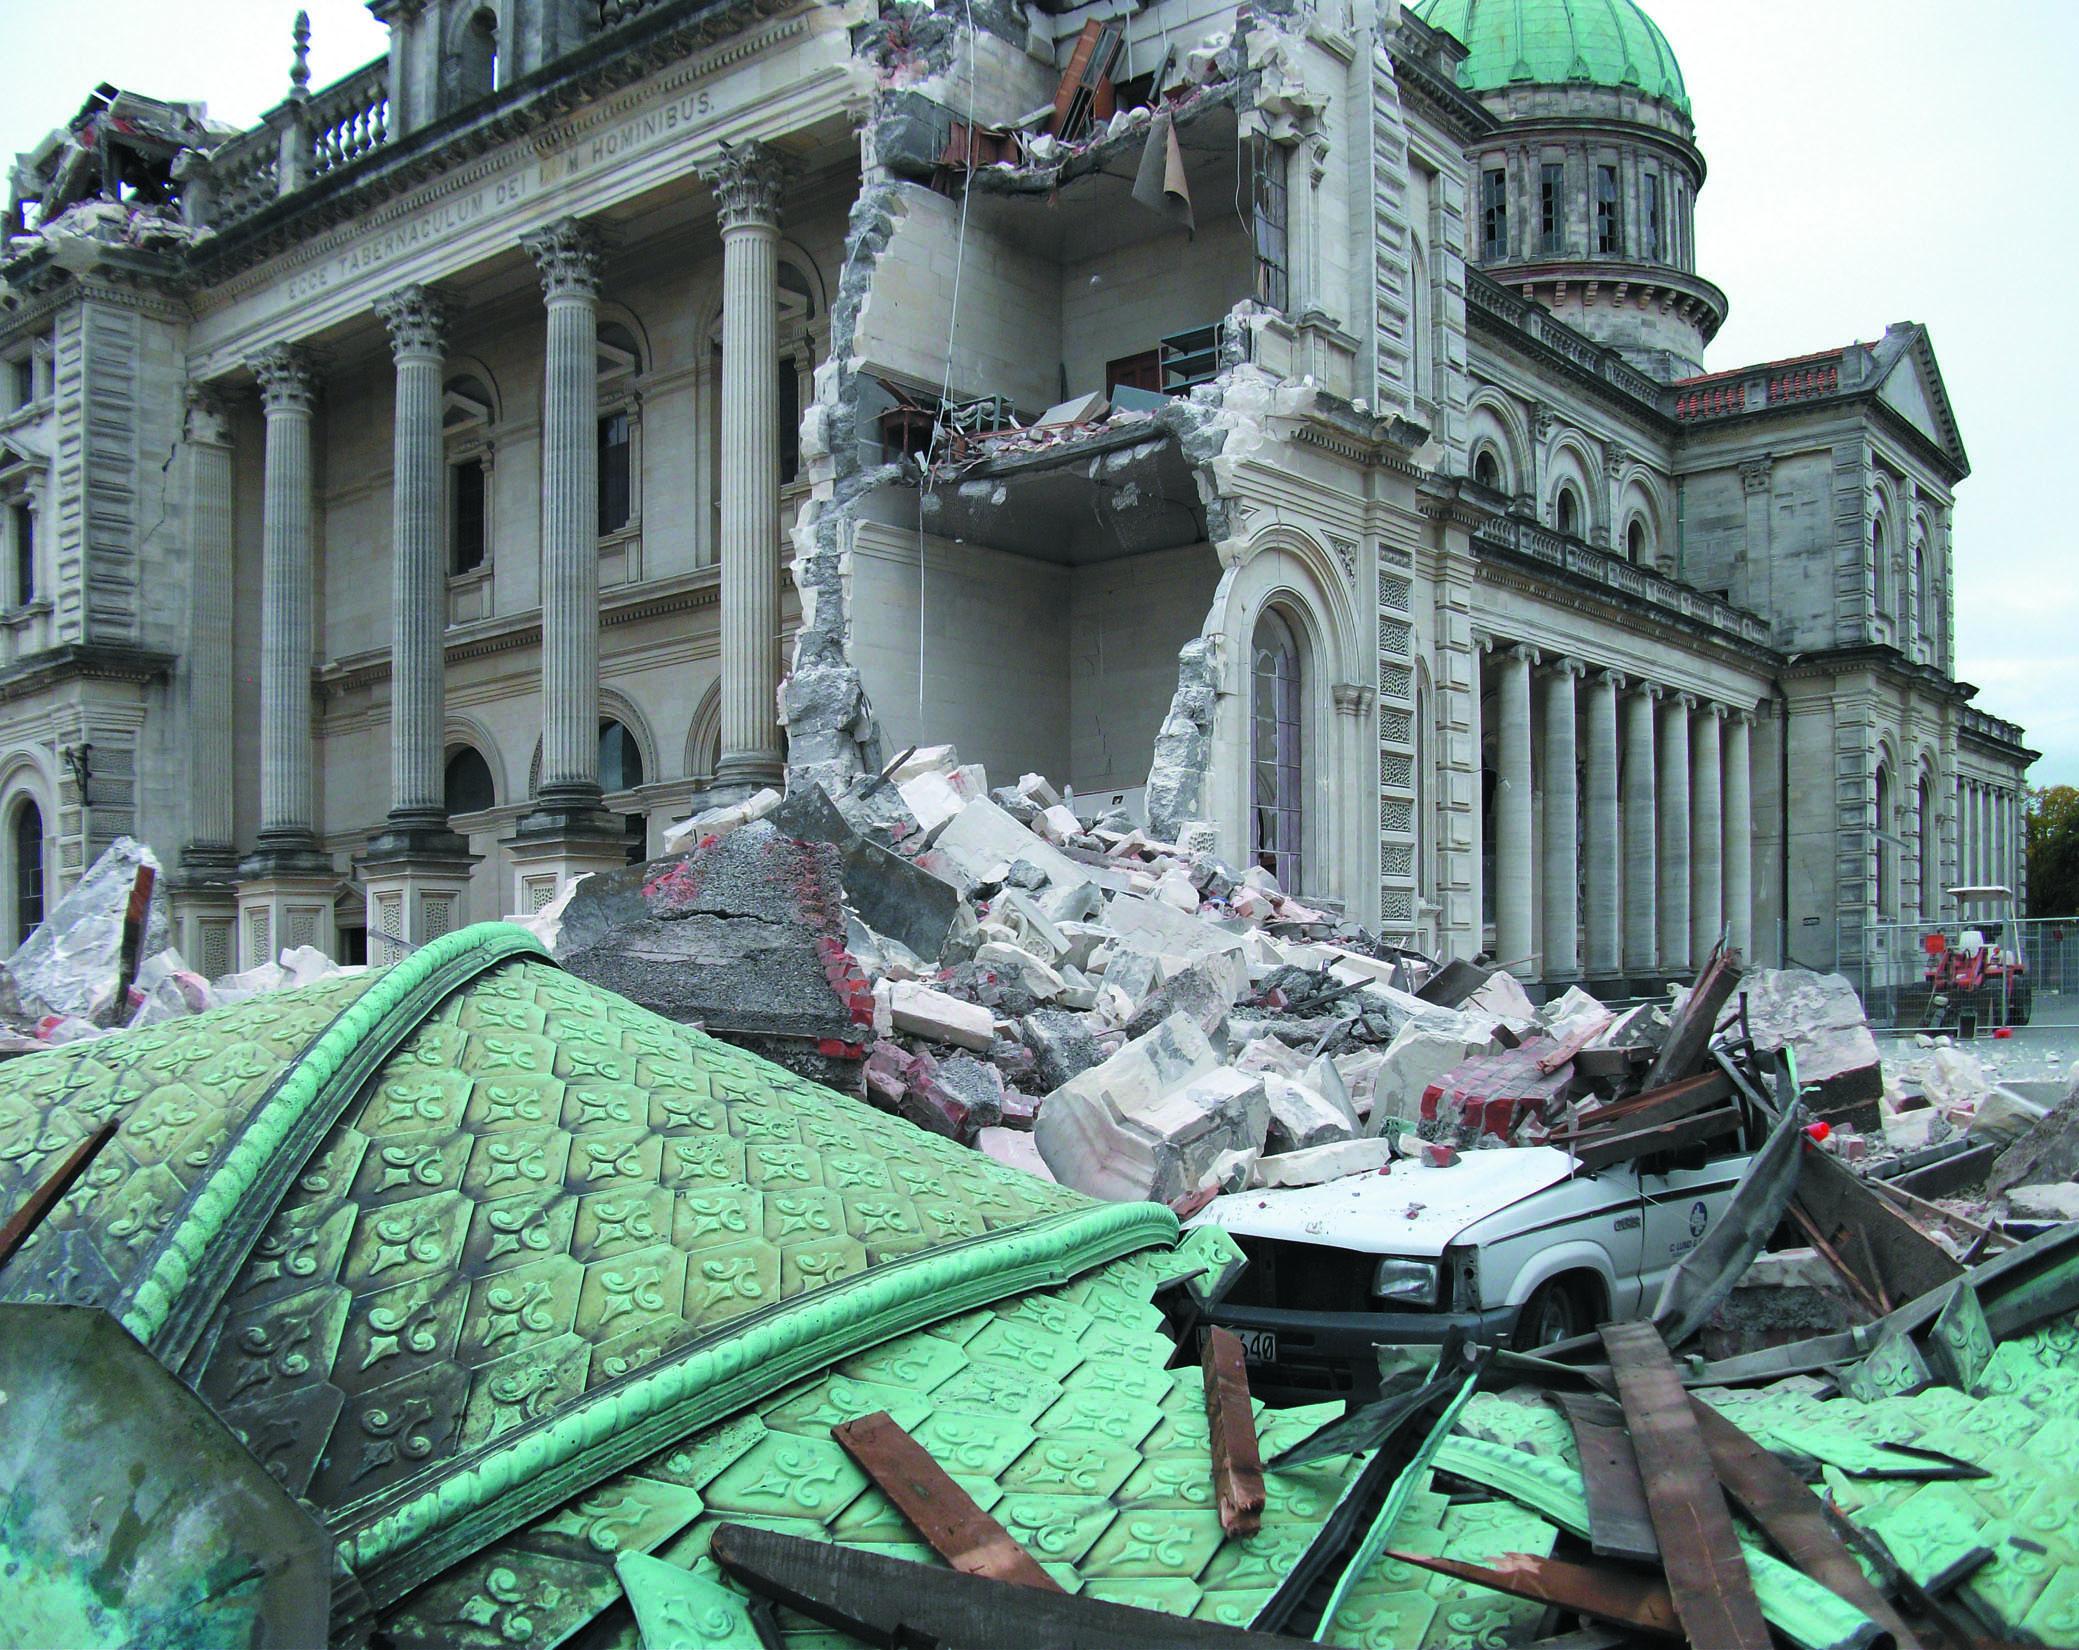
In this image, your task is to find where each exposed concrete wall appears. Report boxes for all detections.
[1059,220,1254,398]
[1069,544,1222,797]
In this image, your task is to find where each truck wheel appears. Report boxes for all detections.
[1513,1278,1591,1352]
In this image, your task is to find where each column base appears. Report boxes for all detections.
[360,831,481,967]
[714,750,785,792]
[505,812,630,918]
[170,847,240,981]
[235,870,340,970]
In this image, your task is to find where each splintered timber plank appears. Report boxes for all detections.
[1554,1393,1658,1564]
[1689,1398,1924,1650]
[1384,1549,1684,1638]
[0,1116,120,1271]
[1201,1326,1267,1537]
[1565,1106,1744,1171]
[1641,944,1742,1091]
[1599,1321,1771,1650]
[1565,1069,1730,1134]
[830,1410,1063,1593]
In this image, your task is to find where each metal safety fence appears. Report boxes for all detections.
[1860,915,2079,1032]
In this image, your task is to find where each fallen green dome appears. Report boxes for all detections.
[1414,0,1691,115]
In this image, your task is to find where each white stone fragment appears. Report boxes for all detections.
[977,1126,1057,1182]
[2006,1183,2079,1222]
[1263,1075,1357,1152]
[886,980,996,1052]
[1368,1017,1503,1135]
[975,941,1066,1001]
[1251,1137,1395,1188]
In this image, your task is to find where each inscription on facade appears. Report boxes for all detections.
[280,86,721,304]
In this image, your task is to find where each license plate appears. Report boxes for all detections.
[1204,1326,1277,1364]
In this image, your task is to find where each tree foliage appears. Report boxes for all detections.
[2026,786,2079,916]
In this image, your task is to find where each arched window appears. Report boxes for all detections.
[1913,539,1929,641]
[1250,609,1304,893]
[445,746,495,816]
[1408,242,1433,401]
[600,720,644,793]
[1556,485,1582,539]
[1626,518,1647,564]
[1473,447,1501,491]
[1872,517,1891,615]
[441,7,498,112]
[10,798,42,947]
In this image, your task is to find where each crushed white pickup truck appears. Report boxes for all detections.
[1190,1132,1758,1400]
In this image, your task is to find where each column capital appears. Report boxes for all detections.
[1504,642,1539,667]
[700,140,786,233]
[1331,682,1375,717]
[250,343,319,414]
[1592,666,1624,691]
[376,282,452,361]
[522,217,602,301]
[1697,699,1728,721]
[1671,690,1698,712]
[184,384,233,447]
[1544,656,1587,680]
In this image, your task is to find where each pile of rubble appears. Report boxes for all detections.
[0,837,346,1055]
[564,745,1885,1216]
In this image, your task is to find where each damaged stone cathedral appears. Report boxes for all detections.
[0,0,2034,992]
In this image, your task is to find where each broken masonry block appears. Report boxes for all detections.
[1250,1136,1395,1188]
[1263,1075,1357,1153]
[886,980,997,1053]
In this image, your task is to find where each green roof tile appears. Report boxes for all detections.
[1413,0,1691,114]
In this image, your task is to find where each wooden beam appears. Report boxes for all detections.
[1640,944,1742,1091]
[1384,1548,1683,1638]
[1201,1326,1266,1536]
[831,1411,1063,1593]
[1600,1321,1771,1650]
[1555,1393,1657,1564]
[1565,1106,1744,1171]
[0,1117,119,1274]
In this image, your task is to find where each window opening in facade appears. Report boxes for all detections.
[9,357,31,410]
[1918,775,1937,921]
[1250,609,1304,893]
[11,798,42,947]
[778,357,801,485]
[9,502,31,606]
[450,460,486,575]
[1473,447,1501,491]
[1643,172,1662,261]
[599,720,644,793]
[1596,165,1622,256]
[1874,765,1893,919]
[1539,163,1564,254]
[598,411,632,535]
[444,746,494,816]
[1872,518,1890,614]
[1250,136,1289,312]
[1626,518,1646,564]
[1480,167,1508,260]
[1556,485,1582,538]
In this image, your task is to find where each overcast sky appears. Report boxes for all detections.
[3,0,2071,784]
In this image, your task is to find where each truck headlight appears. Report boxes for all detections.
[1372,1257,1440,1306]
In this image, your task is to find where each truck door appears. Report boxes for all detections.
[1637,1151,1750,1308]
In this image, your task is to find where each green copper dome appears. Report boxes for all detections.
[1415,0,1690,115]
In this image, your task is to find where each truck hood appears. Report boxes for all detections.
[1186,1146,1580,1258]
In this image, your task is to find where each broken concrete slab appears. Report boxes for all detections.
[1971,1083,2057,1145]
[768,783,962,962]
[1733,968,1884,1127]
[552,822,872,1089]
[2004,1183,2079,1222]
[1033,1012,1268,1203]
[932,797,1092,889]
[1989,1070,2079,1197]
[1104,890,1249,964]
[0,836,171,1027]
[977,1125,1056,1181]
[974,941,1067,1002]
[1368,1017,1505,1136]
[1250,1136,1395,1188]
[662,785,782,851]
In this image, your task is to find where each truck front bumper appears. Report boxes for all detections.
[1205,1298,1522,1406]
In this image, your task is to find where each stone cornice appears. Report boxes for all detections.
[1464,269,1677,433]
[0,642,176,705]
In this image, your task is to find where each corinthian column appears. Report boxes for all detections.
[702,142,787,789]
[172,388,240,978]
[376,284,456,832]
[237,343,336,966]
[1541,660,1581,981]
[251,343,321,856]
[1691,702,1724,964]
[1724,710,1754,958]
[1582,670,1621,980]
[1658,692,1693,975]
[505,219,627,915]
[523,218,605,815]
[1622,685,1658,975]
[1494,646,1534,970]
[364,284,475,961]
